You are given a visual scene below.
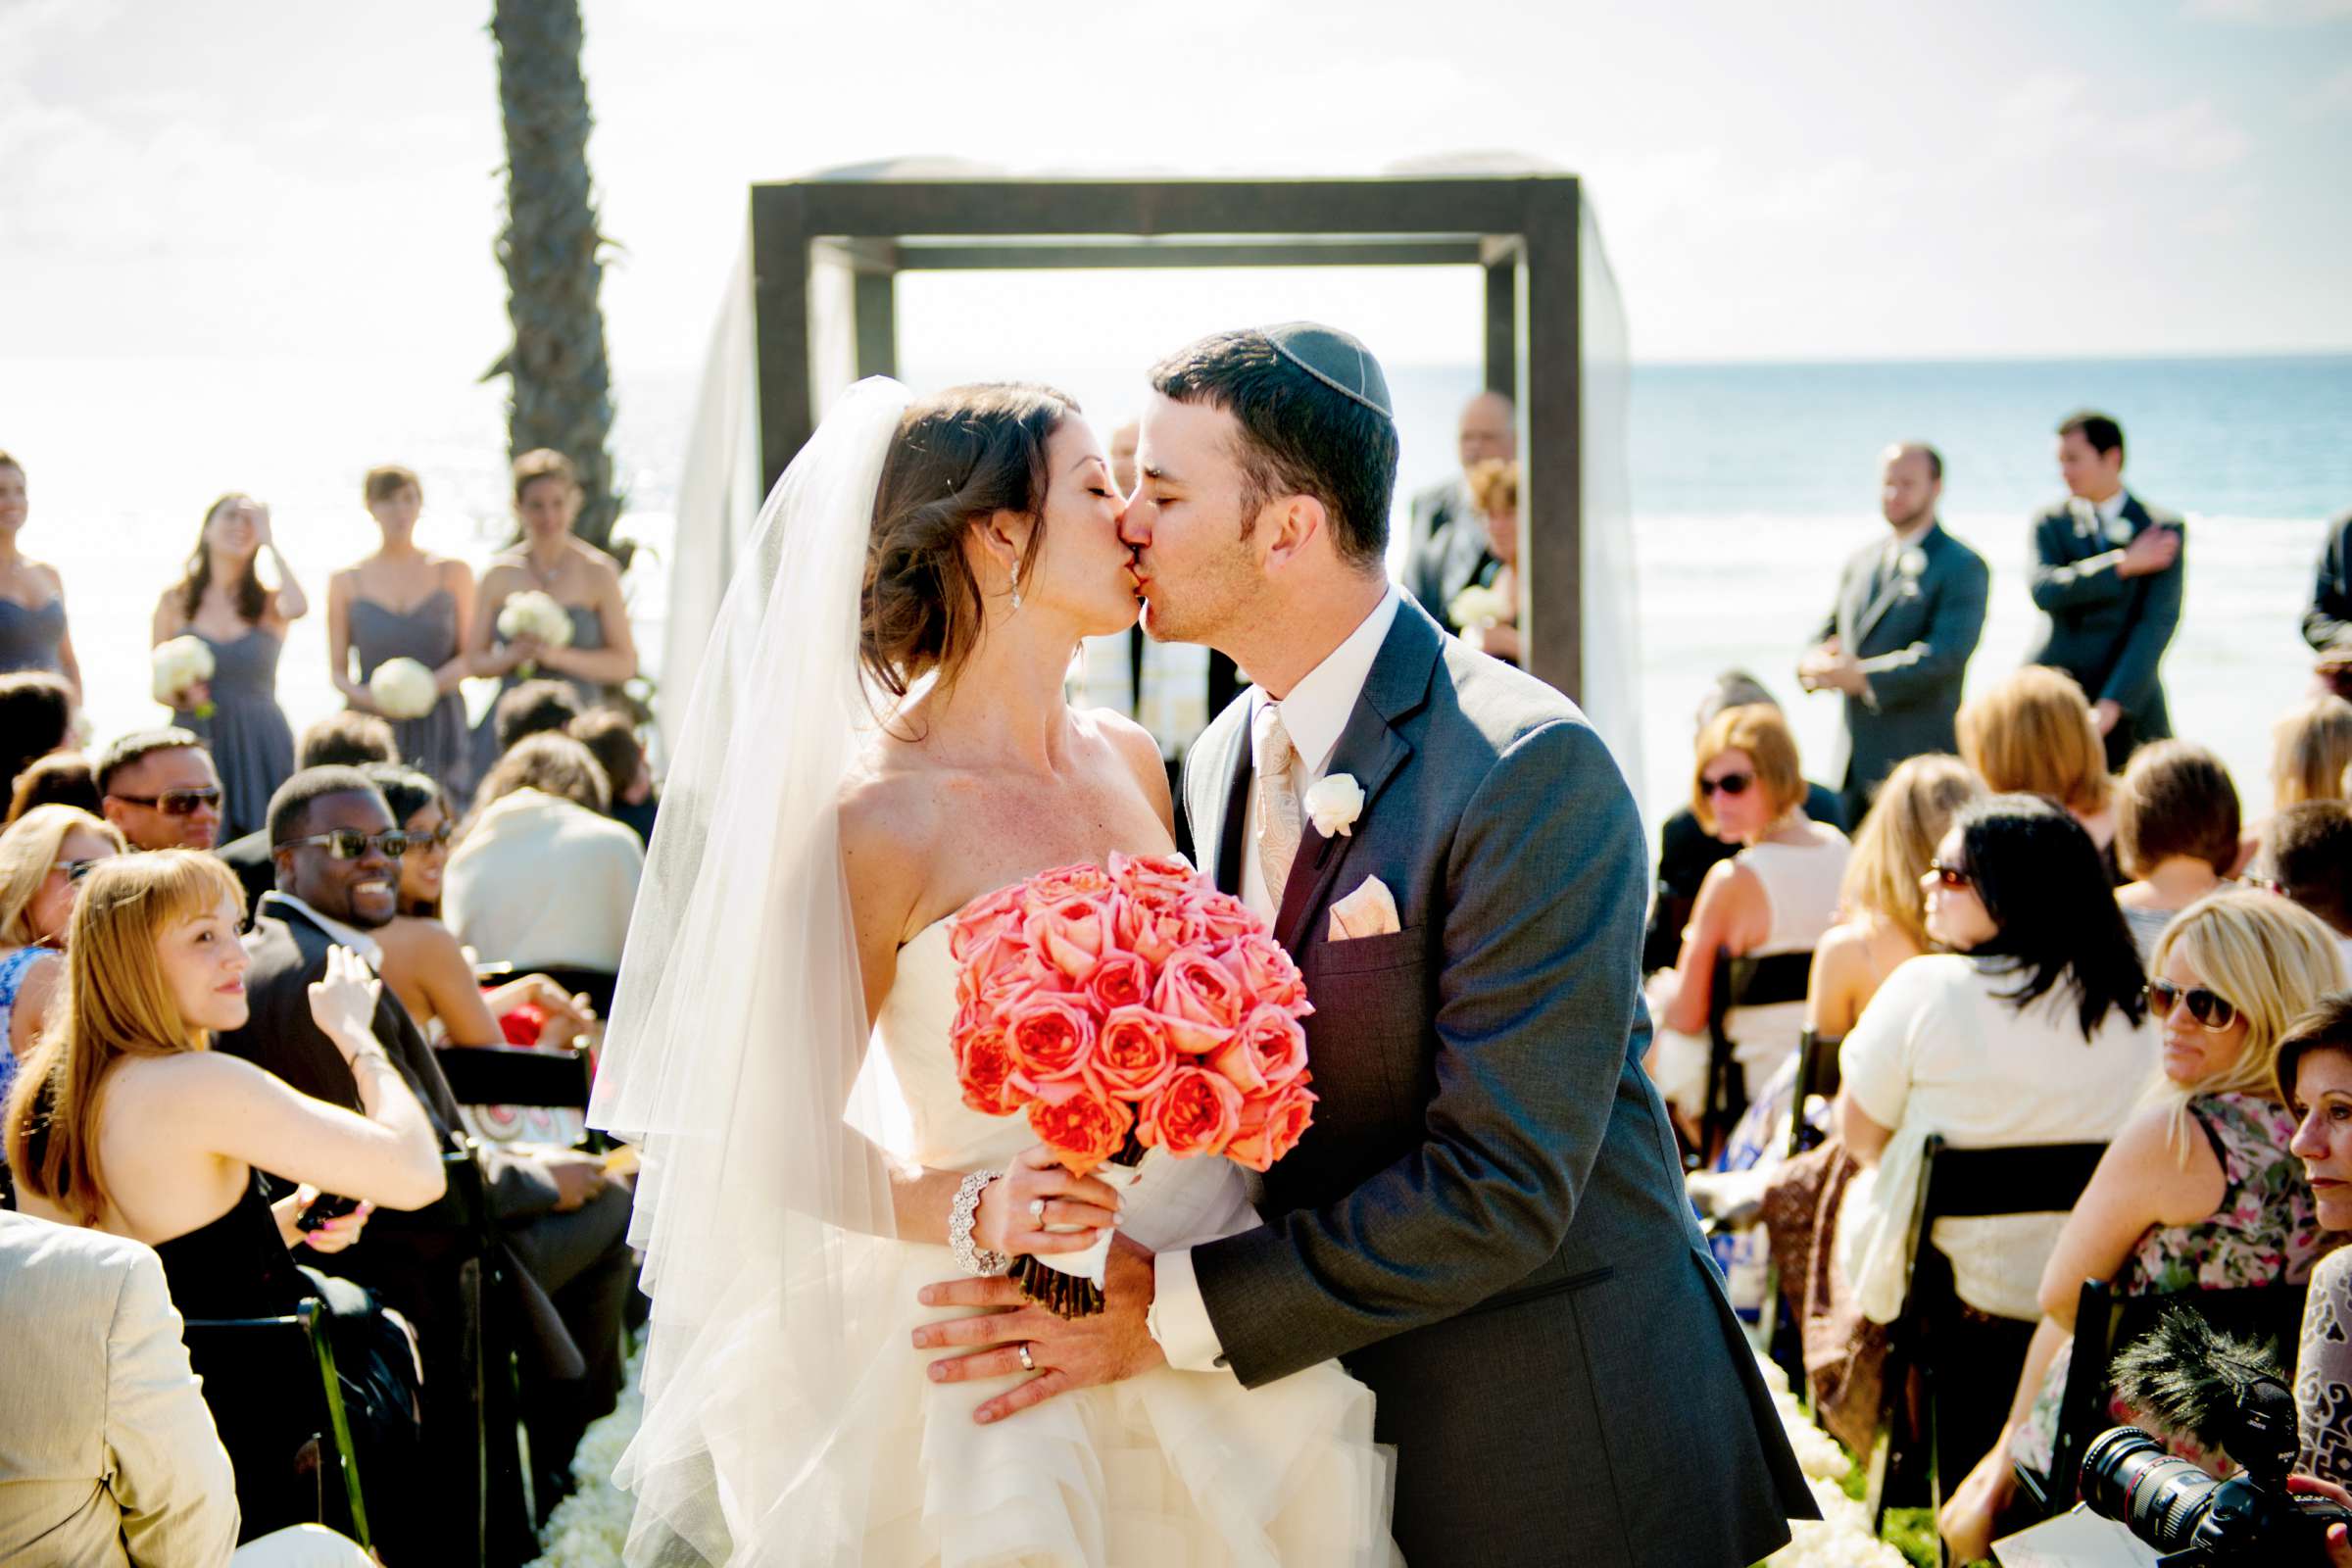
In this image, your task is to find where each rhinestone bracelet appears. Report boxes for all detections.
[949,1169,1011,1276]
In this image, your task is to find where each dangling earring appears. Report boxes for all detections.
[1008,560,1022,612]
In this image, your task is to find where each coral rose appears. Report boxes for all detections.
[956,1026,1029,1117]
[1226,1075,1317,1173]
[949,882,1029,969]
[1215,933,1311,1016]
[1152,945,1246,1054]
[1019,863,1112,915]
[1109,852,1204,901]
[1090,1005,1179,1102]
[1117,895,1203,968]
[1189,889,1260,944]
[1138,1066,1243,1158]
[1024,1078,1134,1175]
[1086,952,1152,1014]
[1208,1004,1309,1096]
[1004,991,1097,1084]
[1026,894,1112,982]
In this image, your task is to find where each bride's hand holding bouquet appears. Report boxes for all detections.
[966,1143,1127,1265]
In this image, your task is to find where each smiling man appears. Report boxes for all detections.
[214,764,637,1546]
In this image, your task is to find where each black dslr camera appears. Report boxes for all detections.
[2076,1308,2350,1565]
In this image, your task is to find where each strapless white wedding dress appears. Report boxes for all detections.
[841,916,1396,1567]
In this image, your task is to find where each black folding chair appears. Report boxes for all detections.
[1865,1135,2109,1551]
[2018,1277,2311,1517]
[1697,949,1815,1162]
[435,1042,594,1113]
[1788,1028,1842,1159]
[180,1297,370,1551]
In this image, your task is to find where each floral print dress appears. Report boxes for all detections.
[2011,1091,2327,1479]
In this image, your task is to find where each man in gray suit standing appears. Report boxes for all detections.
[924,325,1813,1566]
[1799,442,1989,825]
[2024,410,2185,771]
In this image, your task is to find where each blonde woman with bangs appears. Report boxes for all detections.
[1646,703,1849,1140]
[1805,754,1981,1041]
[0,805,123,1108]
[1940,889,2350,1560]
[1957,664,2116,854]
[2,851,443,1542]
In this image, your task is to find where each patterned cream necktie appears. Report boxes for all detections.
[1252,702,1303,904]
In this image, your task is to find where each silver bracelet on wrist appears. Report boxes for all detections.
[950,1169,1011,1276]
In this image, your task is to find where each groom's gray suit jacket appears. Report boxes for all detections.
[1182,601,1814,1568]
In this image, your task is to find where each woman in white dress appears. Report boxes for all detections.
[590,381,1392,1566]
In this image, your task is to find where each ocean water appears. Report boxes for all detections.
[3,353,2345,827]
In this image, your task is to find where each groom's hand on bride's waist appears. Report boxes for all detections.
[912,1233,1165,1425]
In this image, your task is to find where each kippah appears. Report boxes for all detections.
[1256,321,1395,423]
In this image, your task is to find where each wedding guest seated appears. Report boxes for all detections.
[96,729,223,853]
[0,806,124,1110]
[0,1209,372,1568]
[218,711,399,913]
[2240,694,2352,873]
[1832,794,2154,1484]
[1645,703,1850,1142]
[365,763,596,1055]
[220,766,633,1525]
[3,852,442,1551]
[0,670,74,805]
[491,676,584,757]
[2263,802,2352,967]
[568,705,659,844]
[1806,753,1983,1043]
[8,751,101,823]
[447,733,644,975]
[1937,890,2348,1560]
[2282,994,2352,1492]
[1957,664,2116,859]
[2114,740,2242,964]
[1643,671,1845,973]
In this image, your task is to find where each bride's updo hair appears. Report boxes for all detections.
[861,382,1078,700]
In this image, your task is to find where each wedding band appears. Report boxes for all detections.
[1017,1343,1036,1372]
[1028,1199,1047,1221]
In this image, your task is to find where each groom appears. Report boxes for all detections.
[918,324,1815,1564]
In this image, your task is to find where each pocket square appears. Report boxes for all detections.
[1328,875,1400,941]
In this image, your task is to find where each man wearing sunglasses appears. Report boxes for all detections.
[95,728,224,853]
[217,765,636,1551]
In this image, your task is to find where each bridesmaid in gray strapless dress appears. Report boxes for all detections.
[183,628,296,841]
[351,590,472,802]
[0,598,66,675]
[469,602,606,779]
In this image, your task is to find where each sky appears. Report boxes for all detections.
[4,0,2350,385]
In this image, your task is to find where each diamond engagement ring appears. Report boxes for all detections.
[1028,1198,1047,1220]
[1018,1344,1036,1372]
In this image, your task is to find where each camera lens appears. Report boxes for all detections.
[2082,1428,2224,1551]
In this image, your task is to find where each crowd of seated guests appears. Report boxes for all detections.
[0,447,661,1562]
[1642,654,2352,1563]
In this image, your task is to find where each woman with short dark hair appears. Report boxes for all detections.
[2114,739,2242,962]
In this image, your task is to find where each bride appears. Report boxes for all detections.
[590,379,1394,1566]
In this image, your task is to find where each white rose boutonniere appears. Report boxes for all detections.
[1303,773,1364,838]
[2103,513,2136,546]
[1897,547,1928,579]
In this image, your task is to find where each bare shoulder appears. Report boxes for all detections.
[1077,707,1168,801]
[26,560,65,595]
[479,556,530,590]
[837,745,943,930]
[435,556,476,590]
[110,1050,273,1117]
[571,538,625,584]
[376,913,462,966]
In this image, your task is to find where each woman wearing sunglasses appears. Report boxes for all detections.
[1937,887,2349,1561]
[1829,796,2151,1479]
[363,764,596,1056]
[1645,702,1849,1146]
[0,805,123,1112]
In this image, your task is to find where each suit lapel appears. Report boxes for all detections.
[1853,527,1929,645]
[1213,718,1253,898]
[1271,604,1444,953]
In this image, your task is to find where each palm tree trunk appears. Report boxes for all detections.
[487,0,620,554]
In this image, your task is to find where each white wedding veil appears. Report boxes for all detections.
[590,376,915,1565]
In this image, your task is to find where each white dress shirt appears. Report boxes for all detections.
[256,890,383,966]
[1149,586,1402,1372]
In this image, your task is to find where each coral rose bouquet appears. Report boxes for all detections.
[948,852,1318,1317]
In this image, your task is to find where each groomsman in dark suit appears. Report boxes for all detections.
[2024,411,2184,770]
[1798,442,1989,825]
[2304,506,2352,699]
[1407,390,1513,628]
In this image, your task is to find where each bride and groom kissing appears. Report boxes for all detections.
[590,323,1815,1565]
